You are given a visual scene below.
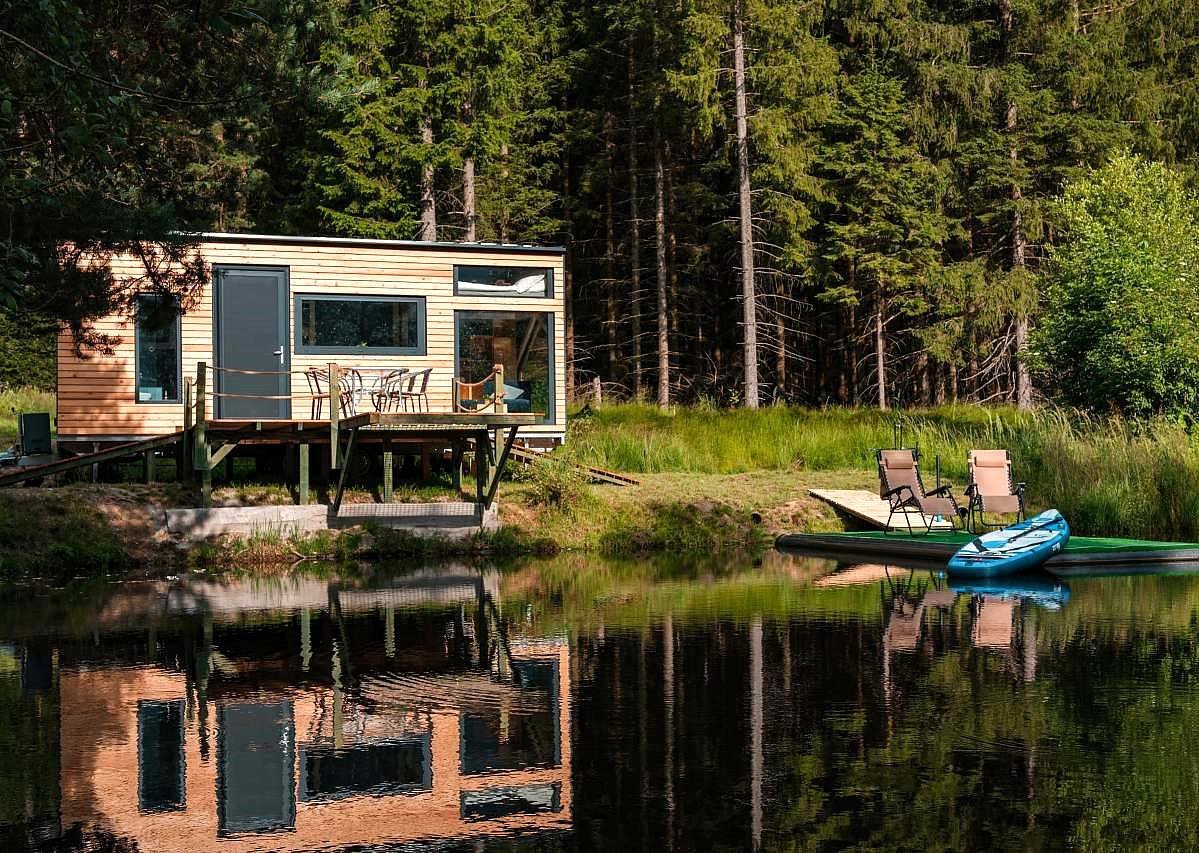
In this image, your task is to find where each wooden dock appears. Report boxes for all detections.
[809,488,954,532]
[775,529,1199,575]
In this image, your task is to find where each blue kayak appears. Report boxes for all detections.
[949,574,1071,610]
[947,509,1070,577]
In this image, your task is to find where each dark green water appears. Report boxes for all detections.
[3,552,1199,852]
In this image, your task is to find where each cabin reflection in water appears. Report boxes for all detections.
[57,569,570,850]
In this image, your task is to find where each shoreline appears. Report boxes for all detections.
[0,470,843,588]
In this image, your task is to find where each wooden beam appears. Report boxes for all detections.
[474,430,487,510]
[144,448,155,484]
[209,441,238,468]
[484,426,520,507]
[332,424,359,514]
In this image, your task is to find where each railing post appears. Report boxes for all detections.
[494,362,506,414]
[328,362,340,471]
[182,377,194,480]
[195,362,211,507]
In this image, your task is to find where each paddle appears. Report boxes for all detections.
[965,513,1063,558]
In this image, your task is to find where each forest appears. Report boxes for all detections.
[4,0,1199,411]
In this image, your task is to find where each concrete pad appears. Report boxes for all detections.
[165,505,329,539]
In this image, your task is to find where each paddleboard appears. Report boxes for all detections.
[947,509,1070,577]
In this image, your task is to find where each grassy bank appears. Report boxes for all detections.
[564,403,1199,542]
[0,387,54,446]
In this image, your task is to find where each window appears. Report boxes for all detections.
[455,311,555,424]
[137,700,186,813]
[455,265,552,298]
[295,295,425,355]
[136,294,181,403]
[299,737,431,802]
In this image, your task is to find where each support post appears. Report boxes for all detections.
[483,426,520,508]
[144,448,155,484]
[182,377,193,480]
[494,362,507,414]
[332,425,358,514]
[328,362,340,471]
[298,443,310,505]
[451,441,463,496]
[382,438,394,502]
[474,430,487,511]
[195,362,211,507]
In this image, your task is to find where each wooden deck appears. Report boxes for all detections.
[809,488,954,531]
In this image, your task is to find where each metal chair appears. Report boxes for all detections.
[370,369,409,412]
[401,367,433,412]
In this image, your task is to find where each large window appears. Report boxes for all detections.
[455,265,552,298]
[137,700,186,813]
[456,311,554,424]
[295,294,425,355]
[135,294,181,403]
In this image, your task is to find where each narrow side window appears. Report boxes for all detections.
[136,294,181,403]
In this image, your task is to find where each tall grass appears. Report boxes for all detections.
[564,402,1199,541]
[0,387,55,446]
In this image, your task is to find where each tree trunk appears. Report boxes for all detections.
[875,296,887,411]
[653,18,670,409]
[418,124,436,240]
[563,155,575,397]
[628,38,644,397]
[605,113,620,382]
[1003,0,1033,410]
[732,0,758,409]
[462,155,476,242]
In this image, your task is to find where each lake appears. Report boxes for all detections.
[2,551,1198,851]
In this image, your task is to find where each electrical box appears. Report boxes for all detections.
[18,413,52,456]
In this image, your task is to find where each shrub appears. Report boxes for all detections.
[514,456,591,510]
[1034,153,1199,418]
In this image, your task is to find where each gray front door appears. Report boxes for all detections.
[214,267,290,419]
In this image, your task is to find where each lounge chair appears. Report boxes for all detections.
[965,449,1026,531]
[876,448,965,535]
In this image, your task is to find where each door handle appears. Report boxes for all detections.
[273,347,284,365]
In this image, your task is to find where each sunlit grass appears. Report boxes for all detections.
[0,387,55,447]
[564,402,1199,541]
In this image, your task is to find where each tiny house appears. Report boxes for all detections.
[56,233,567,452]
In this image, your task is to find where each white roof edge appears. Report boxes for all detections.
[182,231,566,255]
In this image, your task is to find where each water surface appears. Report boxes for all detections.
[3,553,1199,851]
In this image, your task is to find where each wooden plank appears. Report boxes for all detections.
[0,431,184,488]
[808,489,954,532]
[508,445,639,486]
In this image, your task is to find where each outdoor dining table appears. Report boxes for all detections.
[343,367,408,414]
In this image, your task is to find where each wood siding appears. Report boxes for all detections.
[57,238,567,439]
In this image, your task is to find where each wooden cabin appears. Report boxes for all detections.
[56,233,567,452]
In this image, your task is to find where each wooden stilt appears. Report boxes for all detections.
[420,443,432,480]
[328,362,340,471]
[298,443,310,505]
[382,438,394,502]
[451,441,463,496]
[474,431,487,511]
[144,448,155,484]
[332,425,358,514]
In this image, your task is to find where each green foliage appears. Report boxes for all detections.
[0,491,128,585]
[0,387,56,447]
[1035,153,1199,417]
[513,456,591,510]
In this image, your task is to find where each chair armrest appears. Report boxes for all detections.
[929,484,954,497]
[965,483,978,498]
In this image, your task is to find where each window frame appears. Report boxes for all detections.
[134,293,183,405]
[293,293,427,357]
[453,265,554,298]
